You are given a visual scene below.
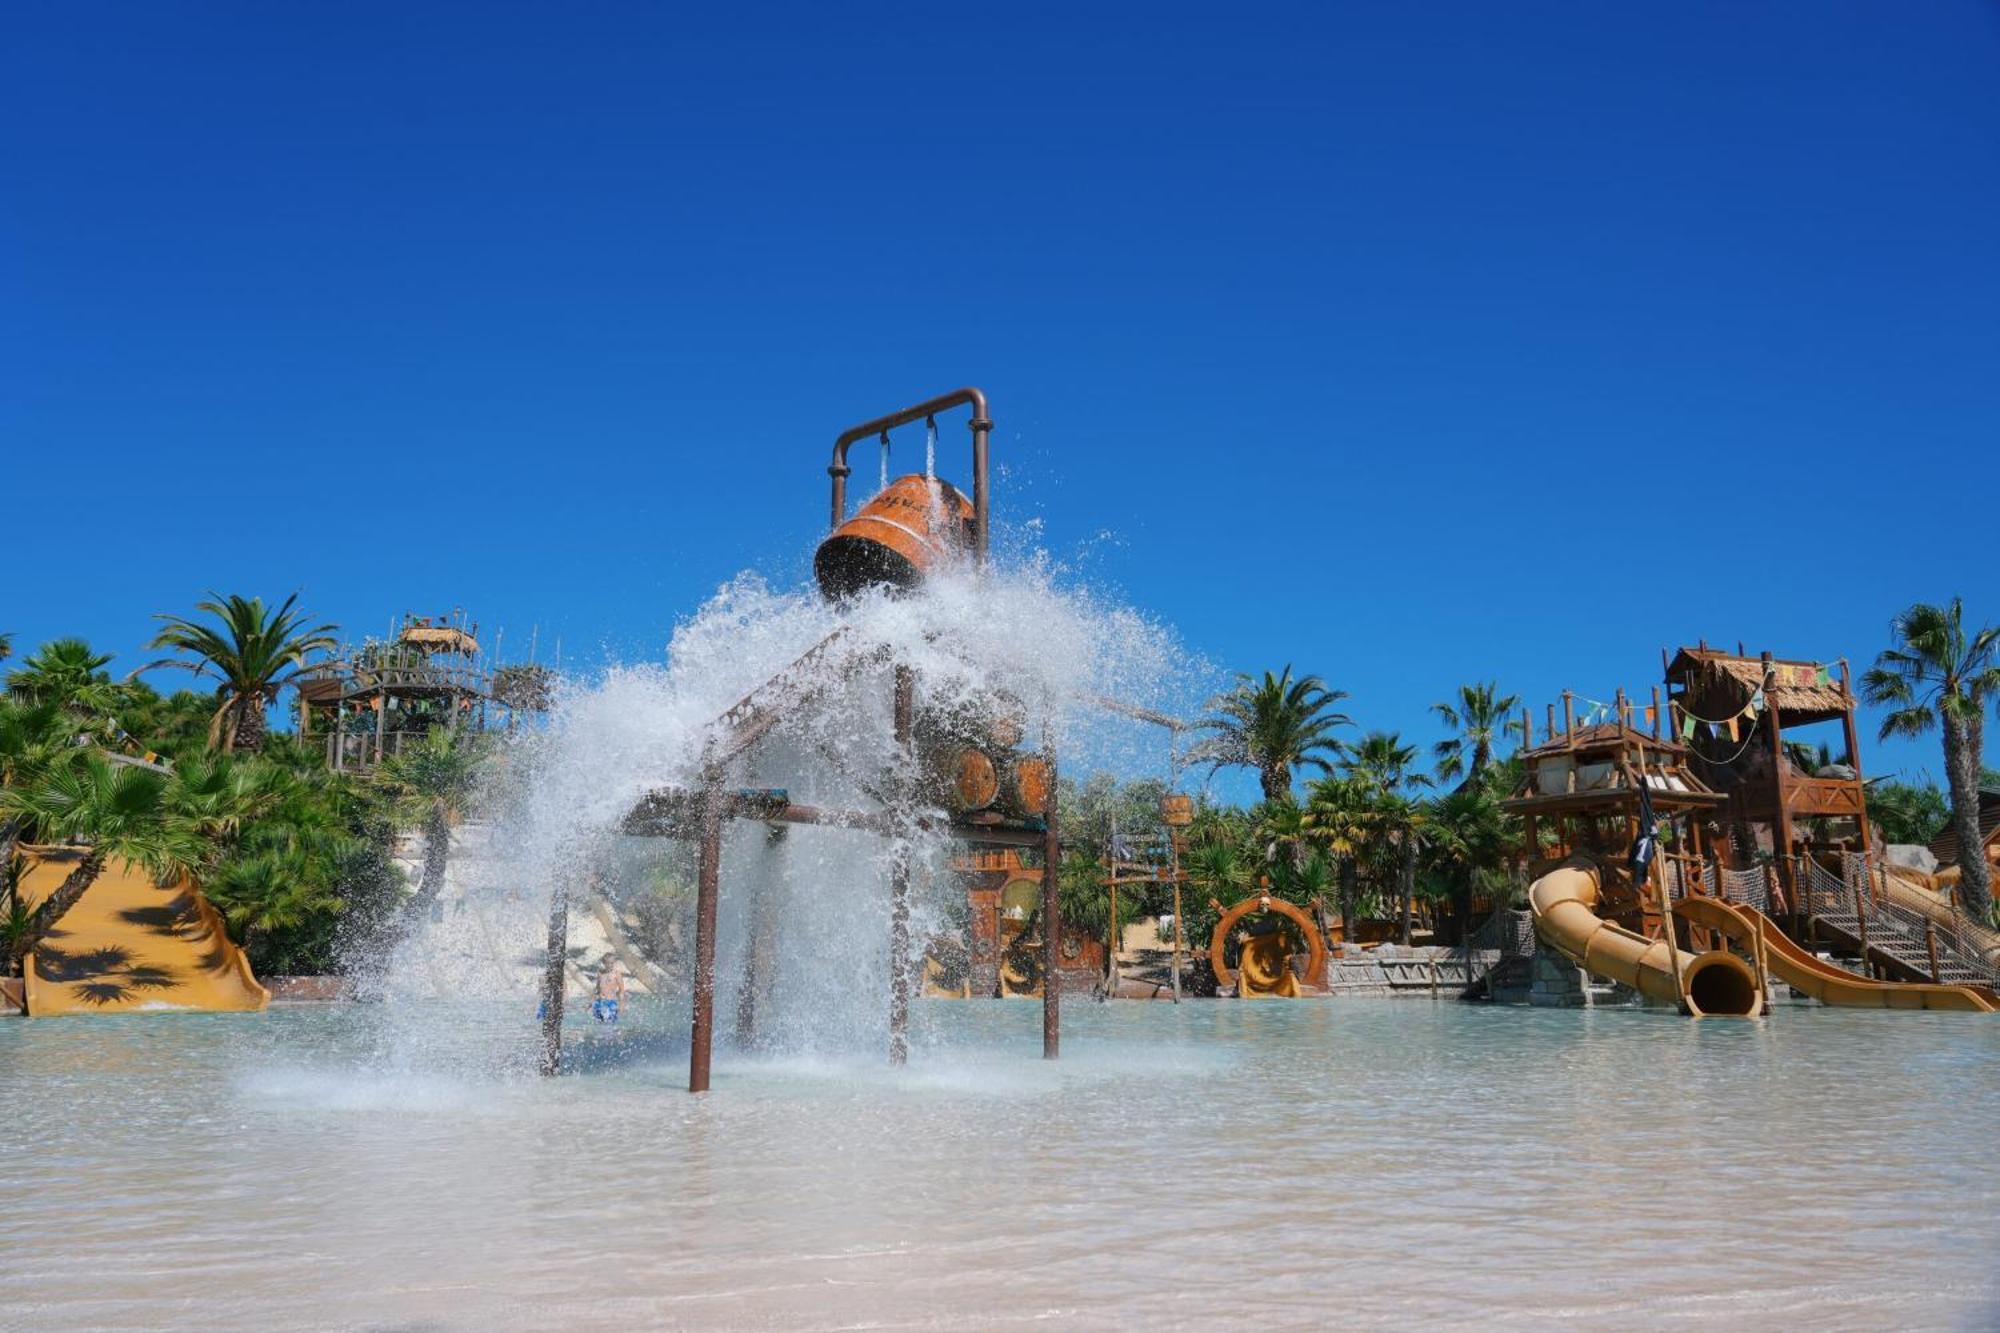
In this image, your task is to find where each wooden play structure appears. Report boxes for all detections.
[1502,663,1997,1014]
[926,848,1105,999]
[295,610,498,770]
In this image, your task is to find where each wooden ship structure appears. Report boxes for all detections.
[923,847,1105,1000]
[1662,645,1869,911]
[1503,689,1727,947]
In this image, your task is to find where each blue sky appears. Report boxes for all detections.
[4,3,1997,792]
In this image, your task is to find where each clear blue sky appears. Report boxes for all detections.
[5,3,1996,789]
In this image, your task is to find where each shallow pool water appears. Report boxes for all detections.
[3,999,1996,1330]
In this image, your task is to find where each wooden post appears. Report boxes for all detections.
[889,667,915,1066]
[1650,686,1662,741]
[1852,878,1871,976]
[1562,691,1575,747]
[1761,651,1799,923]
[1522,707,1533,749]
[1041,738,1061,1060]
[373,691,389,766]
[1837,659,1871,859]
[688,780,724,1094]
[1925,920,1941,984]
[1169,834,1185,1004]
[1103,812,1120,1001]
[1655,851,1686,1009]
[333,699,347,772]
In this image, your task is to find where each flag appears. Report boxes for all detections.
[1725,717,1740,742]
[1628,781,1658,883]
[1680,713,1697,740]
[1645,705,1656,726]
[1815,664,1832,687]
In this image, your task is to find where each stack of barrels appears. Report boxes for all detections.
[918,693,1052,821]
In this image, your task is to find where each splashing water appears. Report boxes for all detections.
[384,523,1208,1065]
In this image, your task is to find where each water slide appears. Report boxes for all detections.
[1674,895,1998,1013]
[1527,858,1763,1016]
[16,847,268,1017]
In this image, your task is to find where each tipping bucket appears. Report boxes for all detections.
[814,474,975,599]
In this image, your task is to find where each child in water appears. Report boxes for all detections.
[592,958,628,1023]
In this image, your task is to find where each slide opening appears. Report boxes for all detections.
[1684,952,1760,1018]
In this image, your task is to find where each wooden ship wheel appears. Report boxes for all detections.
[1208,893,1328,998]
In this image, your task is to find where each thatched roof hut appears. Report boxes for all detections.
[1665,647,1851,725]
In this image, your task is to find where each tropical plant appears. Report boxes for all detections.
[1431,681,1522,784]
[377,728,485,914]
[0,631,12,662]
[1189,666,1352,801]
[491,663,555,715]
[1421,781,1514,939]
[1865,780,1950,848]
[1301,775,1380,938]
[139,593,338,752]
[1862,598,2000,922]
[0,756,202,974]
[1341,731,1432,796]
[6,637,124,720]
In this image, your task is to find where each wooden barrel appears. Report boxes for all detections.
[814,473,975,599]
[1160,792,1195,827]
[941,747,999,812]
[999,754,1054,816]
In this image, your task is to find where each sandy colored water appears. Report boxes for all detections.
[2,999,1996,1330]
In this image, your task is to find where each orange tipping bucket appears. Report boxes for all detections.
[815,474,975,599]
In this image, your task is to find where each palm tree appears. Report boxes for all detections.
[378,728,484,915]
[1191,666,1352,801]
[140,593,338,752]
[0,632,12,662]
[6,638,125,719]
[1862,598,2000,921]
[1431,681,1522,785]
[1422,782,1512,943]
[1302,775,1378,941]
[1341,731,1432,796]
[0,756,201,974]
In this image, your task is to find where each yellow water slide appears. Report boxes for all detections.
[1528,858,1763,1016]
[1674,895,1997,1013]
[16,847,268,1017]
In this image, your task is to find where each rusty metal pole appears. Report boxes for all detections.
[889,667,915,1066]
[1041,738,1061,1060]
[537,871,573,1076]
[689,780,724,1094]
[968,406,991,563]
[828,388,991,554]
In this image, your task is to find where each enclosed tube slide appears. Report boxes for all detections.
[1675,895,1997,1013]
[1528,858,1762,1017]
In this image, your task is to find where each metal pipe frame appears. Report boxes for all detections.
[828,387,992,562]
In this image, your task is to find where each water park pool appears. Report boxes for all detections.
[3,999,1997,1329]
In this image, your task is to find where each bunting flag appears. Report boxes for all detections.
[1725,717,1740,743]
[1681,713,1698,740]
[1815,664,1833,687]
[1644,705,1656,726]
